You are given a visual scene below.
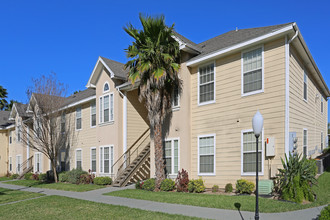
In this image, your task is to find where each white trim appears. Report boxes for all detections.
[285,36,290,157]
[186,24,293,67]
[75,106,82,131]
[103,81,110,93]
[75,148,82,169]
[64,96,96,110]
[9,156,12,172]
[303,69,308,102]
[197,134,216,176]
[303,128,308,157]
[197,61,216,106]
[16,154,22,174]
[27,126,29,168]
[241,45,264,97]
[34,152,42,173]
[241,129,264,176]
[164,137,180,176]
[99,92,114,125]
[99,145,114,175]
[123,92,127,153]
[90,100,96,128]
[90,147,97,173]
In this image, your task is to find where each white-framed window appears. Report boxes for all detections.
[242,47,264,96]
[164,138,179,176]
[76,107,82,130]
[16,155,22,173]
[198,62,215,105]
[61,113,65,133]
[60,150,66,172]
[172,85,180,109]
[321,96,324,113]
[91,101,96,127]
[241,130,263,175]
[198,134,215,175]
[34,152,42,173]
[16,118,21,142]
[91,147,96,173]
[103,82,110,93]
[321,132,324,151]
[303,71,308,101]
[99,146,113,174]
[9,131,12,144]
[76,149,82,169]
[99,94,114,124]
[34,118,41,138]
[303,129,308,157]
[9,157,12,172]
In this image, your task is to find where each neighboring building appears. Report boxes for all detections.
[0,22,328,187]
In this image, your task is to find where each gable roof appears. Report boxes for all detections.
[61,88,96,107]
[0,111,12,129]
[173,31,202,54]
[100,57,128,79]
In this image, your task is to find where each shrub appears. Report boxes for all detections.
[79,174,94,184]
[276,154,317,203]
[142,178,155,191]
[93,177,112,185]
[176,169,189,192]
[188,179,205,193]
[38,173,47,182]
[319,205,330,220]
[135,180,142,189]
[59,172,68,182]
[225,183,233,193]
[31,173,39,180]
[67,169,88,184]
[10,174,19,179]
[160,179,175,191]
[236,179,255,194]
[212,185,219,193]
[24,173,33,180]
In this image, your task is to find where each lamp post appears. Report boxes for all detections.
[252,111,263,220]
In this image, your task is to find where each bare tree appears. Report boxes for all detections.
[21,73,72,182]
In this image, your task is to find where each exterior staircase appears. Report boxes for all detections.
[18,155,34,179]
[112,128,150,187]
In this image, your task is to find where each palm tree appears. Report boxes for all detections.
[124,14,181,190]
[0,85,8,110]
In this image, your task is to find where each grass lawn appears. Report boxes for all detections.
[0,187,43,204]
[0,195,201,220]
[106,171,330,213]
[4,180,105,192]
[0,177,11,181]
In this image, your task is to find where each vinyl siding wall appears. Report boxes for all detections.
[0,130,8,176]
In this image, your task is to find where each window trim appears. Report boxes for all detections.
[321,96,324,114]
[16,154,22,174]
[172,86,180,111]
[75,107,82,131]
[303,70,308,102]
[99,145,114,175]
[103,82,110,93]
[99,92,114,124]
[303,128,308,157]
[9,156,12,172]
[34,152,42,173]
[90,101,96,128]
[197,61,216,106]
[241,45,264,97]
[164,137,180,176]
[90,147,97,173]
[75,148,82,169]
[197,134,216,176]
[9,131,12,144]
[241,129,264,176]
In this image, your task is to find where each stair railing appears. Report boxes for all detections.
[18,155,34,177]
[111,128,150,179]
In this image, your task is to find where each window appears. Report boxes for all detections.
[100,146,113,174]
[99,94,114,123]
[198,135,215,175]
[321,132,324,151]
[76,107,82,130]
[242,47,263,95]
[198,63,215,104]
[242,131,263,174]
[91,148,96,172]
[91,101,96,127]
[60,150,66,172]
[9,157,12,172]
[104,83,109,92]
[34,118,41,138]
[76,149,82,169]
[304,71,308,101]
[16,119,21,142]
[9,131,12,144]
[34,153,41,173]
[303,129,308,157]
[321,97,324,113]
[61,114,65,133]
[164,139,179,175]
[16,155,21,173]
[172,85,180,108]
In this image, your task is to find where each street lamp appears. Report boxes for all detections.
[252,110,263,220]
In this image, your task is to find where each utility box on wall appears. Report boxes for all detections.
[266,137,275,157]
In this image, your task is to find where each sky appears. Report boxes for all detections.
[0,0,330,118]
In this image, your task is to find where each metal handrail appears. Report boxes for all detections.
[20,155,34,171]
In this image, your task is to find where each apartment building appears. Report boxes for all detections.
[0,22,328,187]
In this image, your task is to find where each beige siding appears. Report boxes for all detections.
[0,131,8,176]
[289,46,328,158]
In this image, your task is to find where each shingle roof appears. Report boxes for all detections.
[188,22,294,62]
[0,111,12,128]
[15,103,30,118]
[173,31,202,53]
[62,88,96,107]
[100,56,128,79]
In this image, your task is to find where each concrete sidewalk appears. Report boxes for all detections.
[0,182,325,220]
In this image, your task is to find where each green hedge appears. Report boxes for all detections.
[188,179,205,193]
[59,172,69,182]
[142,178,155,191]
[93,177,112,185]
[24,173,33,180]
[236,179,255,194]
[67,169,88,184]
[160,179,175,191]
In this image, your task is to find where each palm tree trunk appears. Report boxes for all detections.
[154,122,165,190]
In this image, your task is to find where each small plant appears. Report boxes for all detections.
[212,185,219,193]
[160,179,175,191]
[38,173,47,182]
[10,174,19,179]
[31,173,39,180]
[236,179,255,194]
[93,177,112,185]
[176,169,189,192]
[225,183,233,193]
[24,173,33,180]
[135,180,142,189]
[188,179,205,193]
[79,174,94,184]
[67,169,88,184]
[319,205,330,220]
[59,172,69,182]
[142,178,156,191]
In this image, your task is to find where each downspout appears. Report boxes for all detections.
[285,26,299,157]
